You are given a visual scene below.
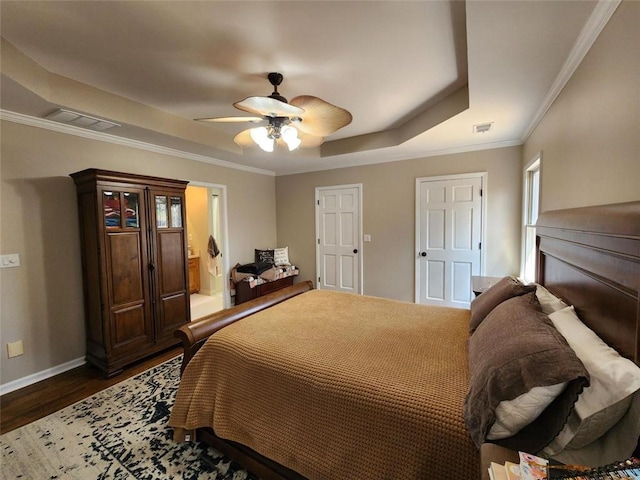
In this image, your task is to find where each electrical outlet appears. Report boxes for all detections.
[7,340,24,358]
[1,254,20,268]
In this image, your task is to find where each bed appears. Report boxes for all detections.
[168,201,640,479]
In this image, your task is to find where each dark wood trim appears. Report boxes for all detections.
[536,201,640,365]
[198,428,307,480]
[175,280,313,374]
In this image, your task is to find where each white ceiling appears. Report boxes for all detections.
[0,1,606,175]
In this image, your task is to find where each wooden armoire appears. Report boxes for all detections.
[71,169,191,377]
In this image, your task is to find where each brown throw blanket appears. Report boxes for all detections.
[169,290,478,479]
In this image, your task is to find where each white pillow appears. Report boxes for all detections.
[273,246,290,266]
[545,306,640,453]
[487,382,568,440]
[534,284,568,314]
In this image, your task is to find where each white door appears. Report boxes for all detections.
[415,174,484,308]
[316,185,362,293]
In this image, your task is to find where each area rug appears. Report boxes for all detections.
[0,355,258,479]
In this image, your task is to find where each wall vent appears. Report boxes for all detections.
[45,109,120,131]
[473,122,494,134]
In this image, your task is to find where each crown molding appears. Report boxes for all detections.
[0,109,275,177]
[521,0,621,142]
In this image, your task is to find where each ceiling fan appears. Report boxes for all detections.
[196,72,352,152]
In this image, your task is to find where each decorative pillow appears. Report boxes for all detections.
[273,246,290,266]
[464,292,589,453]
[255,249,275,264]
[534,284,568,315]
[543,306,640,453]
[469,276,536,333]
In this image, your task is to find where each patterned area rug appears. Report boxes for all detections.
[1,356,258,479]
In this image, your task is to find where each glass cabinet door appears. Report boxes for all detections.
[103,191,121,227]
[155,195,182,229]
[123,192,140,228]
[103,190,140,228]
[170,197,183,228]
[155,196,168,228]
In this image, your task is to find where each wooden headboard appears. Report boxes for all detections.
[536,201,640,365]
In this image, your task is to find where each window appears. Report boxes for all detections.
[522,155,541,283]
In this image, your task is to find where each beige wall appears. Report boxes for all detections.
[276,146,523,302]
[523,0,640,211]
[0,120,276,385]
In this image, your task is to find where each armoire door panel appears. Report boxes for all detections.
[158,293,188,336]
[156,231,186,294]
[112,305,149,346]
[107,232,145,305]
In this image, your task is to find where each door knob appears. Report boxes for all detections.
[353,249,358,254]
[420,252,427,257]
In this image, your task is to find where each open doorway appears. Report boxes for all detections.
[185,183,230,320]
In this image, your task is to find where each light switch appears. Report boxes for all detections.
[0,254,20,268]
[363,234,372,242]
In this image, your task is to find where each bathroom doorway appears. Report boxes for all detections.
[185,182,230,319]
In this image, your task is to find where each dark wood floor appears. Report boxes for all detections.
[0,346,182,434]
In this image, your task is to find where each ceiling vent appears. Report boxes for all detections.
[473,122,494,134]
[45,109,120,131]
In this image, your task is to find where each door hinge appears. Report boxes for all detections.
[317,200,320,205]
[479,242,482,250]
[317,238,320,244]
[318,277,321,283]
[480,188,483,197]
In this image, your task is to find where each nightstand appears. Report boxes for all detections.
[480,443,519,480]
[472,275,503,297]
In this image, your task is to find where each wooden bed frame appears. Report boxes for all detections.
[535,201,640,365]
[174,201,640,480]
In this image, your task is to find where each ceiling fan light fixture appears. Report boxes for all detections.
[250,127,274,152]
[205,72,351,152]
[281,125,301,151]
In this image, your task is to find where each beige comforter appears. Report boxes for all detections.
[169,290,478,479]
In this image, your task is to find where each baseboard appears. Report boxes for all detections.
[0,356,86,396]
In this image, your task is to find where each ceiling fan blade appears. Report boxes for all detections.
[296,130,324,148]
[289,95,352,137]
[234,96,305,117]
[233,129,256,148]
[196,116,263,123]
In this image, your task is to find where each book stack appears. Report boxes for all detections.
[488,451,640,480]
[489,460,523,480]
